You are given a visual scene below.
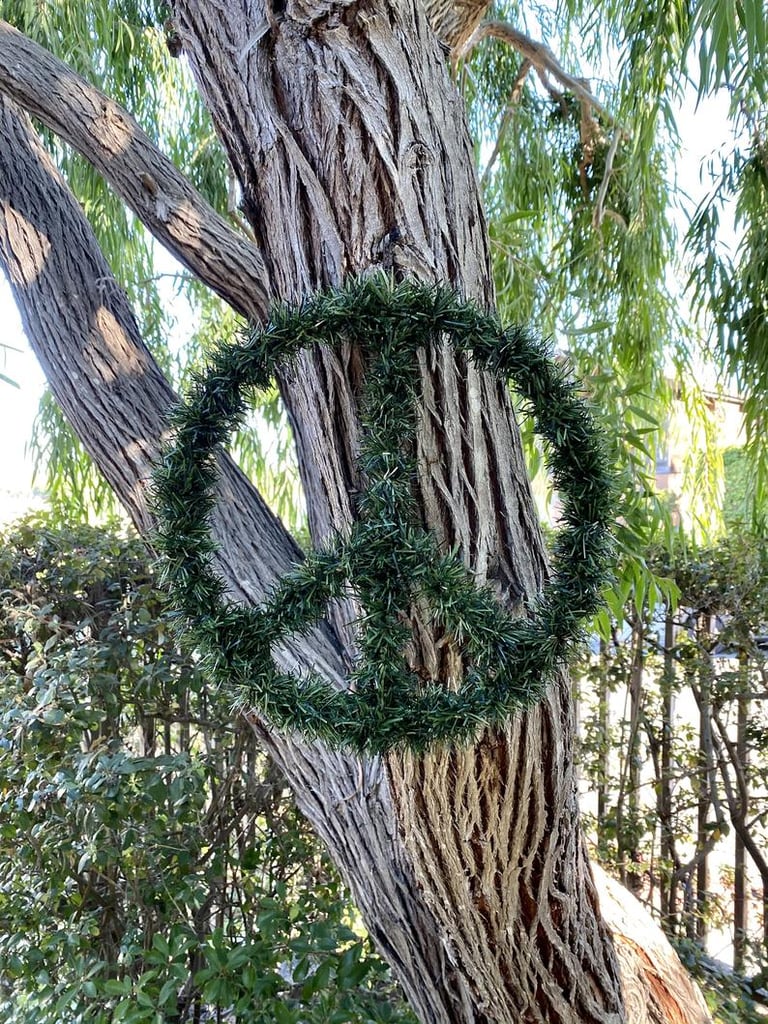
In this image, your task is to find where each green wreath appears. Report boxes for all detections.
[155,275,614,754]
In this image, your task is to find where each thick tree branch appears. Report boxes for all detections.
[460,20,618,129]
[0,92,346,685]
[0,19,271,323]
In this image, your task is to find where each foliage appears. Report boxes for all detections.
[155,275,615,752]
[676,941,768,1024]
[468,2,687,419]
[680,0,768,512]
[722,445,756,529]
[0,514,415,1024]
[575,529,768,989]
[462,0,768,564]
[461,1,736,612]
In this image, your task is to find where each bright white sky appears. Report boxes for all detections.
[0,283,45,517]
[0,87,741,518]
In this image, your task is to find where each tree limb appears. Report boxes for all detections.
[709,702,768,885]
[480,57,531,188]
[459,20,619,130]
[0,20,271,323]
[0,92,346,686]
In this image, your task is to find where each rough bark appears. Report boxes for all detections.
[387,697,625,1022]
[0,20,270,323]
[423,0,491,53]
[168,4,626,1021]
[0,92,482,1022]
[0,3,711,1022]
[169,0,543,598]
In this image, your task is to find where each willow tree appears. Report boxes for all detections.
[0,0,755,1021]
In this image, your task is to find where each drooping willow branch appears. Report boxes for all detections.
[480,57,532,188]
[463,19,628,226]
[460,20,618,127]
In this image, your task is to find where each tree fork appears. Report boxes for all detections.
[0,1,713,1020]
[171,1,626,1020]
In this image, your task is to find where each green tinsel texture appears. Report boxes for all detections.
[155,275,615,754]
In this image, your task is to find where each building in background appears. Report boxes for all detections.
[655,385,746,526]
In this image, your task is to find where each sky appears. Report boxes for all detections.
[0,282,46,521]
[0,86,741,521]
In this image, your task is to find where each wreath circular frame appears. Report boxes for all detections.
[155,276,614,754]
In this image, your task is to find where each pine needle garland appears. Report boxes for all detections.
[154,275,615,753]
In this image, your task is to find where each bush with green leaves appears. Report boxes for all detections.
[0,513,415,1024]
[675,941,768,1024]
[574,527,768,1012]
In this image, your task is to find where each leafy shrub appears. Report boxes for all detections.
[0,513,415,1024]
[675,941,768,1024]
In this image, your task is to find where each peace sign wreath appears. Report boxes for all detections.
[155,276,614,754]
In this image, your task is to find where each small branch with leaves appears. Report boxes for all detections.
[480,57,532,187]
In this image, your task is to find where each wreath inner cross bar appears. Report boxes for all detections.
[155,276,614,753]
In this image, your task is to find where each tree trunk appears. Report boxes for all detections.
[170,4,625,1019]
[597,639,611,861]
[0,3,711,1021]
[616,621,644,895]
[695,617,714,945]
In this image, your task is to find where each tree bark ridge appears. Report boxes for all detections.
[172,0,547,642]
[389,690,624,1024]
